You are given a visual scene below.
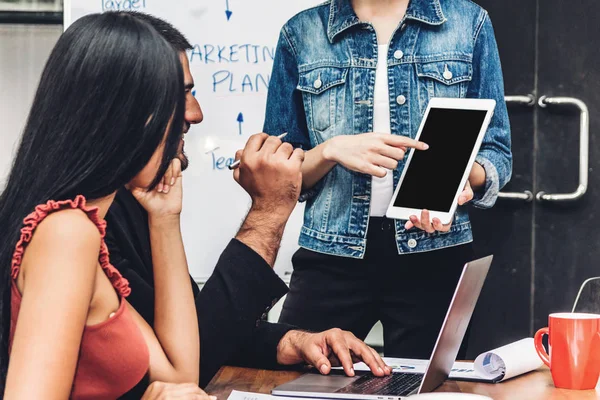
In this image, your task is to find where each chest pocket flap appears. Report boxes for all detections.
[297,66,348,95]
[416,60,472,85]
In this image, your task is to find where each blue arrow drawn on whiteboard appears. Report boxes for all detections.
[237,112,244,135]
[225,0,232,20]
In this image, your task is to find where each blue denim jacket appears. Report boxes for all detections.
[263,0,512,258]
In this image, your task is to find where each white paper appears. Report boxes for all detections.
[227,390,308,400]
[473,337,543,381]
[345,338,543,383]
[347,358,487,380]
[349,358,429,374]
[448,361,492,381]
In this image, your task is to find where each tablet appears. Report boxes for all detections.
[386,98,495,224]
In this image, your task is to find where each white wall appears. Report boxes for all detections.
[0,1,62,12]
[0,24,62,186]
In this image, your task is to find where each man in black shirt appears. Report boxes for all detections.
[105,13,390,388]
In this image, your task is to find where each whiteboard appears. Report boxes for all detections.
[65,0,322,280]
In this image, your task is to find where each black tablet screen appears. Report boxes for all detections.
[392,108,488,212]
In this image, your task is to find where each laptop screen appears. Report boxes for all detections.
[418,256,492,393]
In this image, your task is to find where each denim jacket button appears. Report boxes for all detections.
[396,95,407,105]
[313,78,323,89]
[407,238,418,248]
[443,69,453,80]
[393,50,404,60]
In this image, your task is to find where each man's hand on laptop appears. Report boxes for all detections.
[276,328,392,377]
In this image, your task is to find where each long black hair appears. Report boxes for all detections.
[0,11,185,390]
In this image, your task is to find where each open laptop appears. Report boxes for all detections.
[271,255,493,400]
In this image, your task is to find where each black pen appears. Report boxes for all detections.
[227,132,288,170]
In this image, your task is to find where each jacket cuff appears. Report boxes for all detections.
[471,156,500,209]
[257,321,298,369]
[299,179,324,202]
[214,239,289,320]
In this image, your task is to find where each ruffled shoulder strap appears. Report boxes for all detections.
[11,195,131,297]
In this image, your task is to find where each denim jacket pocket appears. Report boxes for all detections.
[297,66,348,135]
[416,59,472,101]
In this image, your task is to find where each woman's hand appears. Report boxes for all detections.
[322,132,428,177]
[404,181,474,233]
[141,382,216,400]
[130,158,183,218]
[156,157,183,195]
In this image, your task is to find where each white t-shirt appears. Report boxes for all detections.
[370,44,394,217]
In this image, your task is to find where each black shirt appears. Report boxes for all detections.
[105,188,295,388]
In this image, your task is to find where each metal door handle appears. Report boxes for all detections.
[505,95,536,106]
[536,96,589,202]
[497,95,535,202]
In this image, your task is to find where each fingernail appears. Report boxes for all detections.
[171,177,175,185]
[378,367,384,374]
[320,364,328,374]
[350,368,355,375]
[157,184,163,192]
[210,396,218,400]
[422,143,429,150]
[164,186,170,194]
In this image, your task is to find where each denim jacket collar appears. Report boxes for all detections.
[327,0,447,43]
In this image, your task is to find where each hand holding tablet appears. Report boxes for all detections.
[404,181,475,232]
[386,98,496,228]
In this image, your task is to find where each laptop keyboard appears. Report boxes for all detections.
[335,373,423,397]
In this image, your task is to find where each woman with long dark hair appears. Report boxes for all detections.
[0,12,206,399]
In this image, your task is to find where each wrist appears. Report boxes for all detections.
[469,162,486,191]
[322,137,340,163]
[148,214,181,229]
[236,205,287,267]
[250,200,293,222]
[277,330,307,365]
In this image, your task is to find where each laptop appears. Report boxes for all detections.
[271,255,493,400]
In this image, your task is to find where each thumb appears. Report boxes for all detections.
[458,187,473,205]
[172,157,182,177]
[304,344,332,375]
[233,167,241,183]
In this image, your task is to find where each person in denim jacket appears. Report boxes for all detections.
[263,0,512,358]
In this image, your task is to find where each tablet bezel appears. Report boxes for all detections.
[385,97,496,224]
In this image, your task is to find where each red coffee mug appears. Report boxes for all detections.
[534,312,600,389]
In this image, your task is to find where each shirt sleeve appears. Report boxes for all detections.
[196,239,290,387]
[263,26,324,202]
[467,11,513,209]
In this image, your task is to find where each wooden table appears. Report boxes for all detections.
[206,366,600,400]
